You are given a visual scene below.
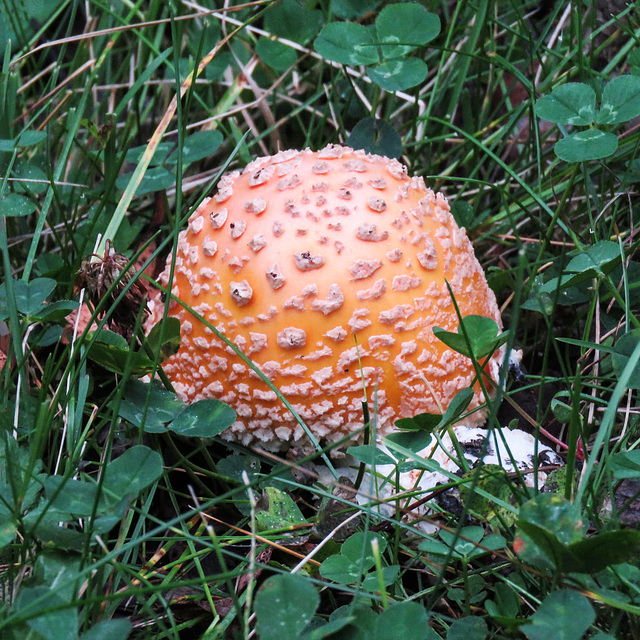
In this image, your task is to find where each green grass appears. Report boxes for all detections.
[2,0,640,638]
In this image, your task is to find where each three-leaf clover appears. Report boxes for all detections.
[536,75,640,161]
[319,531,400,590]
[314,3,440,92]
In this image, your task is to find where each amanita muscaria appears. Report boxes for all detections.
[147,145,503,450]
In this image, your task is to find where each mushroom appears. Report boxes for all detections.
[147,145,504,451]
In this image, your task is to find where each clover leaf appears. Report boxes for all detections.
[314,3,440,92]
[536,75,640,161]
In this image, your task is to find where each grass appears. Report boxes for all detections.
[2,0,640,638]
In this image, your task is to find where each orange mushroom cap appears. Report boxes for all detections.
[148,145,503,450]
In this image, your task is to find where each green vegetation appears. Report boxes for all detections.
[2,0,640,638]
